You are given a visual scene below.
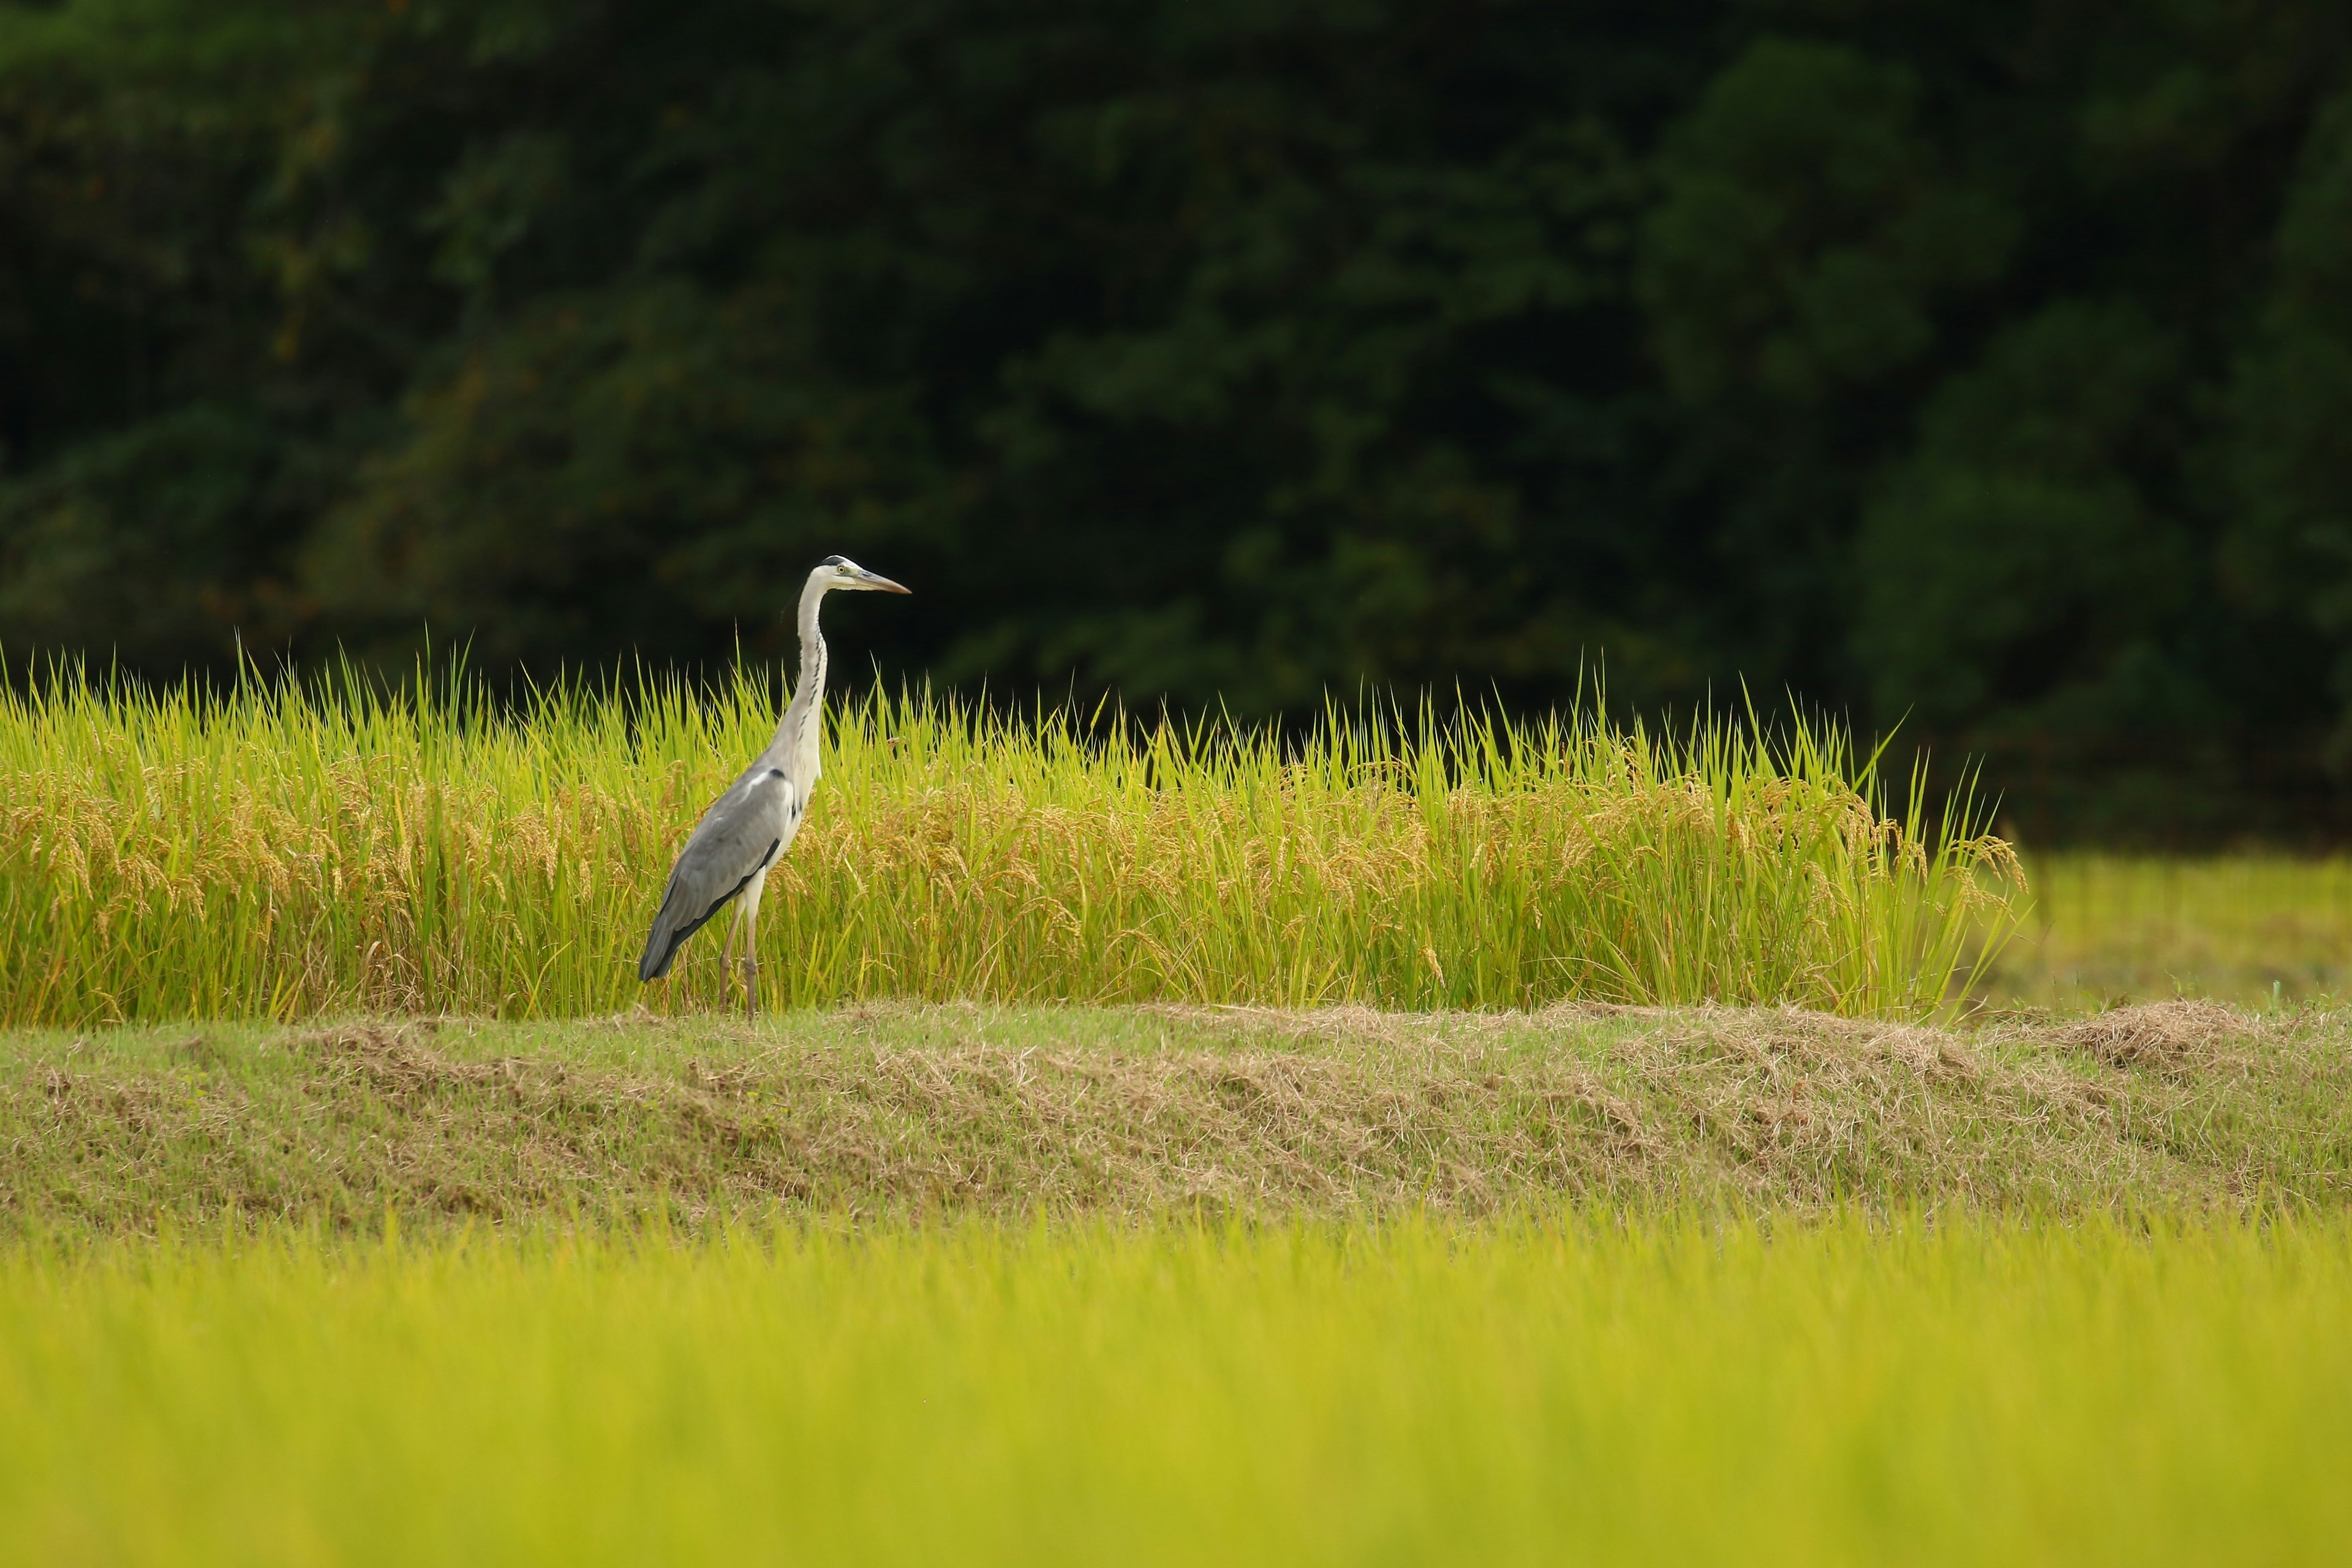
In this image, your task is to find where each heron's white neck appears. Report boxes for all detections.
[764,575,830,763]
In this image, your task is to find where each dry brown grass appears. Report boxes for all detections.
[2043,999,2253,1073]
[5,1002,2343,1233]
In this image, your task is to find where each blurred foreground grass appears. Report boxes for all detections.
[1,1218,2343,1566]
[1994,856,2352,1009]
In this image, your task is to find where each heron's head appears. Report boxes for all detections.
[813,555,911,595]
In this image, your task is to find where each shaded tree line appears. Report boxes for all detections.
[5,0,2352,841]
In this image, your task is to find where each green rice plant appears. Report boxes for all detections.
[0,1216,2344,1565]
[0,664,2020,1023]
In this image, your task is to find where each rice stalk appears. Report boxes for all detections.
[0,666,2022,1023]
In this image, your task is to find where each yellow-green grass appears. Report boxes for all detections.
[0,669,2016,1025]
[0,1217,2344,1566]
[1992,855,2352,1009]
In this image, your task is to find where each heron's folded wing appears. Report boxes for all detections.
[637,771,795,981]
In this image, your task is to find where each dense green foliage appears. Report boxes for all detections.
[6,1,2352,837]
[3,1219,2348,1563]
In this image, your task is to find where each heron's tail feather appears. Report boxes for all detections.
[637,913,690,982]
[637,846,778,982]
[638,888,717,982]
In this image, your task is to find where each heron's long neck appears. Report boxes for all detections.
[766,581,828,761]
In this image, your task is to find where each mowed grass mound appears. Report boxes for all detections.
[0,669,2017,1025]
[2,1217,2346,1566]
[11,1000,2345,1234]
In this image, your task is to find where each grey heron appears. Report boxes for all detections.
[636,555,910,1012]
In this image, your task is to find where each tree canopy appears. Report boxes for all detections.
[6,0,2352,840]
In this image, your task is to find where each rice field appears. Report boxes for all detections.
[9,670,2352,1563]
[1991,855,2352,1009]
[0,1216,2343,1566]
[0,668,2017,1025]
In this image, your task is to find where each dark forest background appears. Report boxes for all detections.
[6,1,2352,843]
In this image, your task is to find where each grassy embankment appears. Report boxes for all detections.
[7,999,2347,1232]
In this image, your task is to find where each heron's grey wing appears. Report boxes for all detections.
[637,770,798,981]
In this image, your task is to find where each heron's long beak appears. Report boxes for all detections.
[858,569,911,594]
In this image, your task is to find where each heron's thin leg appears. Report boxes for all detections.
[720,907,740,1001]
[741,898,761,1017]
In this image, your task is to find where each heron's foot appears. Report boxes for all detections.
[741,958,761,1018]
